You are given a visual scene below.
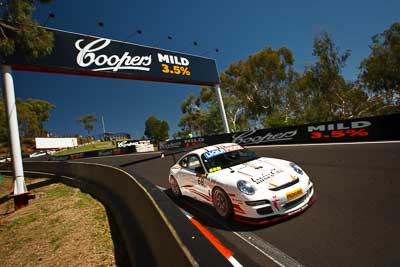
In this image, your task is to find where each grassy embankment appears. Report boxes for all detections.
[54,141,116,156]
[0,176,116,266]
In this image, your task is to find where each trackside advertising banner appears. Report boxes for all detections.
[2,25,219,86]
[116,139,151,149]
[160,114,400,150]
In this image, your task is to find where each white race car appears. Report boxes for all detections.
[169,143,316,224]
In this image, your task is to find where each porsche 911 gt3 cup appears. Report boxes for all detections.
[169,143,316,224]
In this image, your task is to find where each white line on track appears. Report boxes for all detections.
[232,231,303,267]
[156,185,304,267]
[248,140,400,148]
[157,187,244,266]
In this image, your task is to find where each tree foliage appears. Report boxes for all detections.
[0,0,54,60]
[77,114,97,135]
[0,96,55,142]
[360,22,400,111]
[293,31,352,122]
[177,24,399,135]
[178,93,202,136]
[25,98,54,132]
[144,116,169,143]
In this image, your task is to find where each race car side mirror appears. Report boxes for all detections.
[194,166,206,175]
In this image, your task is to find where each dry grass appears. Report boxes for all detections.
[0,176,115,266]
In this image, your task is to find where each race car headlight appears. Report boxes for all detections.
[237,180,255,195]
[289,162,304,175]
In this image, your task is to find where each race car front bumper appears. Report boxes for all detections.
[233,195,317,225]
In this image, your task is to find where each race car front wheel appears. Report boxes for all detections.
[212,187,233,219]
[170,176,182,197]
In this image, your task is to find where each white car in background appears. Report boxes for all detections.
[169,143,316,224]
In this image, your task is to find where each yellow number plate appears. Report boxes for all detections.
[286,188,304,201]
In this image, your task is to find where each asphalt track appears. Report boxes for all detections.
[76,142,400,267]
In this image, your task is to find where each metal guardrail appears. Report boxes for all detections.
[2,161,231,267]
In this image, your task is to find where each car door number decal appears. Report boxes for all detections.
[198,176,205,187]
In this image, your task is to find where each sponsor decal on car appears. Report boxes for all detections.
[257,169,284,184]
[239,167,284,184]
[223,144,243,152]
[209,166,222,173]
[233,204,246,215]
[272,195,279,210]
[203,145,244,159]
[204,148,226,159]
[189,188,211,202]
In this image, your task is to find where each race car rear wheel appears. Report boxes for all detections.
[212,187,233,219]
[170,176,182,197]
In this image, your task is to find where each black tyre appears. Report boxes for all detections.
[212,187,233,219]
[170,176,182,197]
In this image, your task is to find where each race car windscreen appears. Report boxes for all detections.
[201,148,259,172]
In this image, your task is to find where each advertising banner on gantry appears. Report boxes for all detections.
[2,26,220,86]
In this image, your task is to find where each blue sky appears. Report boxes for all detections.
[7,0,400,138]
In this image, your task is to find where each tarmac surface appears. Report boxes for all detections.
[76,142,400,267]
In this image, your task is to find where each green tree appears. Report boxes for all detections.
[178,47,299,133]
[293,31,355,123]
[199,87,246,133]
[25,98,54,135]
[295,31,389,122]
[16,98,40,138]
[219,47,299,128]
[176,28,397,133]
[144,116,169,143]
[77,114,97,135]
[0,96,55,140]
[0,0,54,60]
[359,22,400,111]
[178,93,203,136]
